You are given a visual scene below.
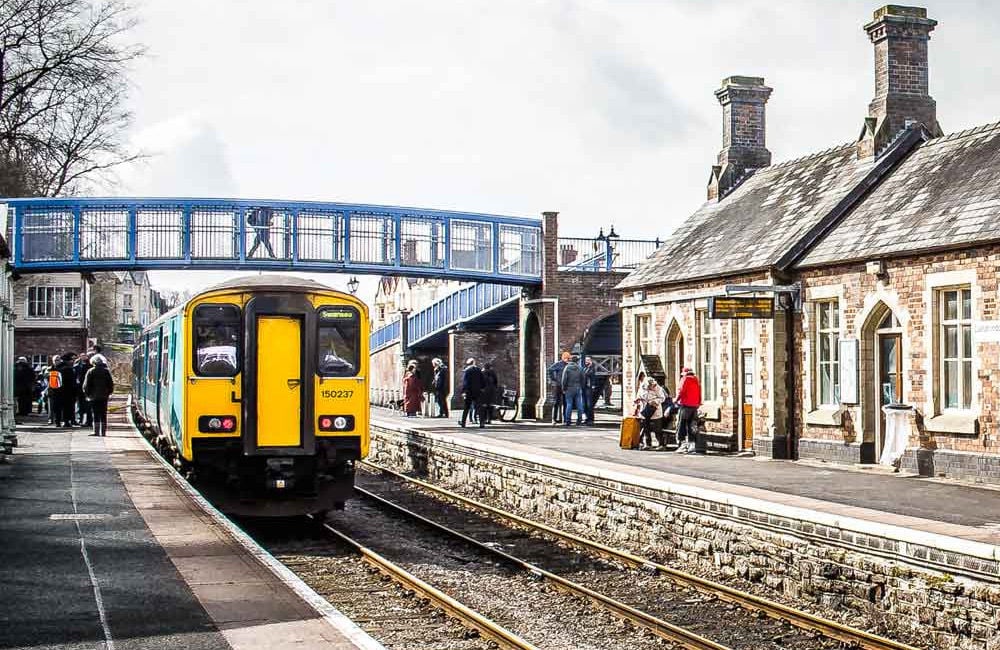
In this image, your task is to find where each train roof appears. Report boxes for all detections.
[141,275,359,332]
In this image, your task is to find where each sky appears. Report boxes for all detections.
[115,0,1000,303]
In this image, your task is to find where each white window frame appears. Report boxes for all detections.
[815,300,840,406]
[697,310,718,401]
[26,286,81,319]
[635,314,653,357]
[938,286,972,411]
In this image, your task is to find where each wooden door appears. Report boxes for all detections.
[876,333,902,460]
[741,350,754,449]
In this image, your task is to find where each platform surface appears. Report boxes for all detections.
[373,409,1000,548]
[0,405,382,650]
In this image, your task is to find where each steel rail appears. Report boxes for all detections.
[311,515,540,650]
[361,461,921,650]
[355,486,732,650]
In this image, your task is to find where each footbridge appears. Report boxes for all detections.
[3,197,543,285]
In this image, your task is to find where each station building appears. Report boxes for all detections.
[620,5,1000,483]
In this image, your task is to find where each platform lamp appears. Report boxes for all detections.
[347,275,359,295]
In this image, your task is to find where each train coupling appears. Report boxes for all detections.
[265,457,297,491]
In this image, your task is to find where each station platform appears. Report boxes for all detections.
[370,409,1000,582]
[0,402,383,650]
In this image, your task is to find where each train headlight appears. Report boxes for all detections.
[318,415,354,432]
[198,415,239,433]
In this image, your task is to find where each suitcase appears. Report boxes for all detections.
[619,416,642,449]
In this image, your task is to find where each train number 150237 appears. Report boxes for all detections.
[321,389,354,399]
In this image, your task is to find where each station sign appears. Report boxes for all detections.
[708,296,774,319]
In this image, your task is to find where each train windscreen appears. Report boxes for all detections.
[193,304,241,376]
[317,306,359,377]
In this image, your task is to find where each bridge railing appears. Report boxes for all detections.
[370,318,401,353]
[556,237,660,272]
[6,197,543,284]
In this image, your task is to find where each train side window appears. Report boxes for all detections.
[161,334,170,386]
[147,333,159,384]
[193,304,241,377]
[317,306,360,377]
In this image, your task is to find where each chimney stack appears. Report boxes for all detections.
[858,5,942,158]
[708,76,772,201]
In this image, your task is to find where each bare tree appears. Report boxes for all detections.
[0,0,144,197]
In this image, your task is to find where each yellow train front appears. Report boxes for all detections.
[131,275,369,516]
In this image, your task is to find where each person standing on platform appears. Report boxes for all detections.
[83,354,114,437]
[675,368,702,454]
[402,361,423,417]
[431,358,449,418]
[58,353,78,427]
[14,357,35,417]
[459,358,484,428]
[481,362,499,425]
[74,354,93,427]
[547,351,570,424]
[634,377,667,450]
[561,355,585,426]
[582,356,597,425]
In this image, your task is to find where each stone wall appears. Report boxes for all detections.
[370,422,1000,650]
[449,330,519,409]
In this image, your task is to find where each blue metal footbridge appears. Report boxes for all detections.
[3,197,543,285]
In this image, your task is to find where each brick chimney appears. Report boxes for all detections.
[857,5,942,158]
[708,76,772,201]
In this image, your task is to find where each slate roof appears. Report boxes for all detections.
[618,143,876,289]
[800,122,1000,267]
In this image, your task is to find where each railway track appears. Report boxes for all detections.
[357,461,924,650]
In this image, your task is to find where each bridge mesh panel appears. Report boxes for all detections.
[245,208,292,260]
[400,217,444,268]
[21,208,73,261]
[450,220,492,272]
[297,210,344,261]
[191,207,237,259]
[80,208,129,260]
[499,225,540,275]
[137,208,183,259]
[349,213,395,265]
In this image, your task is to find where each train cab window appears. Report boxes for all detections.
[317,306,360,377]
[194,304,241,377]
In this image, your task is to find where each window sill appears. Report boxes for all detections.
[924,412,978,436]
[700,401,722,421]
[805,407,844,427]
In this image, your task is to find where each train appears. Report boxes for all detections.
[130,275,369,516]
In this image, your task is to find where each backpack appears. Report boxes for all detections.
[48,369,63,389]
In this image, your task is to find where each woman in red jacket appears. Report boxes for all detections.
[675,368,702,454]
[403,361,424,417]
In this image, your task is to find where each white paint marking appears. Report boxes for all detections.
[50,513,111,521]
[69,432,116,650]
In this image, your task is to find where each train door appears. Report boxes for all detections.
[740,350,754,450]
[244,295,314,456]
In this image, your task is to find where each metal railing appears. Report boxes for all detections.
[6,197,543,285]
[556,237,660,272]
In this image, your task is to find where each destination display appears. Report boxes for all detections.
[708,296,775,319]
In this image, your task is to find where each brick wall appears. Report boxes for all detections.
[621,270,777,451]
[449,330,519,409]
[15,328,88,362]
[797,245,1000,481]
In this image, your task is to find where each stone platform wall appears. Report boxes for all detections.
[369,421,1000,650]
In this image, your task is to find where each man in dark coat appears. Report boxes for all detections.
[74,354,93,426]
[83,354,114,437]
[561,355,584,426]
[459,358,484,428]
[57,354,78,427]
[14,357,35,417]
[547,351,570,424]
[431,358,449,418]
[582,356,597,425]
[481,363,499,425]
